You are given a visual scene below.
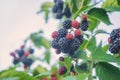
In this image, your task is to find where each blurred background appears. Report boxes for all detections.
[0,0,120,71]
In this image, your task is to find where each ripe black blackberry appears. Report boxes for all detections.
[56,0,63,10]
[52,5,58,13]
[110,28,120,41]
[58,28,68,38]
[80,20,89,31]
[52,37,60,49]
[63,5,71,18]
[109,38,120,54]
[63,20,71,29]
[70,38,80,51]
[21,57,33,66]
[75,35,84,44]
[17,49,24,57]
[56,10,63,19]
[58,37,70,53]
[29,48,34,54]
[13,58,20,65]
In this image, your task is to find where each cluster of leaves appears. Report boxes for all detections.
[0,0,120,80]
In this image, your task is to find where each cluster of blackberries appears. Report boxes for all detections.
[108,28,120,54]
[52,0,71,19]
[51,15,89,55]
[10,45,34,69]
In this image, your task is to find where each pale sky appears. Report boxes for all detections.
[0,0,120,71]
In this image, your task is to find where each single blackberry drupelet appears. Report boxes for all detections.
[110,28,120,41]
[63,5,71,18]
[58,28,68,38]
[109,38,120,53]
[80,20,89,31]
[63,20,71,29]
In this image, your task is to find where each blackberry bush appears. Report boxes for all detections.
[1,0,120,80]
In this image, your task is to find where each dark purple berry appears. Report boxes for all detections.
[63,20,71,29]
[52,37,60,49]
[56,10,63,19]
[63,5,71,18]
[13,58,20,65]
[29,48,34,54]
[58,66,67,75]
[75,35,84,44]
[58,28,68,38]
[109,38,120,54]
[17,49,24,57]
[70,38,80,51]
[55,49,61,54]
[20,57,33,66]
[80,20,89,31]
[59,56,64,61]
[110,28,120,41]
[52,5,58,13]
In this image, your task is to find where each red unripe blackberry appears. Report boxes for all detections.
[66,33,74,40]
[82,14,87,20]
[75,29,81,36]
[24,65,28,70]
[108,37,112,43]
[59,56,64,61]
[58,66,67,75]
[24,51,30,57]
[71,20,80,29]
[51,31,58,39]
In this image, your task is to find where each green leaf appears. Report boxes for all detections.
[44,50,51,64]
[0,69,38,80]
[72,50,87,60]
[88,15,100,32]
[96,62,120,80]
[41,1,54,11]
[30,32,42,48]
[69,0,79,14]
[83,0,91,6]
[62,76,76,80]
[76,73,89,80]
[92,42,120,63]
[95,29,109,35]
[87,37,96,52]
[64,57,72,73]
[117,0,120,5]
[0,77,18,80]
[33,66,47,76]
[102,44,109,52]
[88,8,112,25]
[41,37,51,49]
[102,0,120,12]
